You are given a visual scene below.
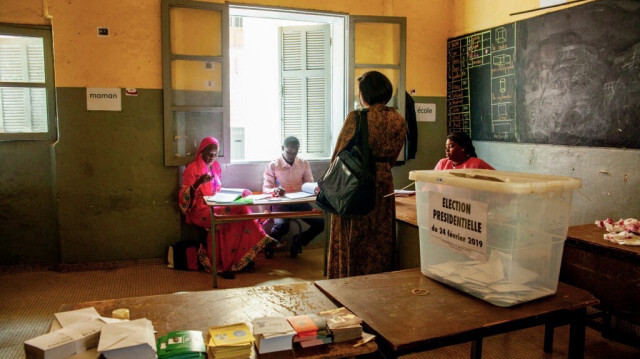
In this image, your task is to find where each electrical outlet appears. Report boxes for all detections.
[97,27,109,37]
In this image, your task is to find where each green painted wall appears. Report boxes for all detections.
[54,88,180,263]
[392,96,447,188]
[1,90,444,266]
[0,140,58,265]
[392,96,447,270]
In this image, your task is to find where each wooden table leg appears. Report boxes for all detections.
[568,308,587,359]
[544,323,555,353]
[211,209,217,289]
[323,211,330,277]
[470,338,482,359]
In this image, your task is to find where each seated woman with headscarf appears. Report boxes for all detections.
[179,137,282,279]
[434,131,494,170]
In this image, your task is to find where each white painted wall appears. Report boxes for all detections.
[476,141,640,225]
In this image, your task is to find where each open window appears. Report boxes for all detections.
[349,16,407,160]
[161,1,405,165]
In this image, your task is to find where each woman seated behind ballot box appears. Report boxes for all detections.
[434,132,494,170]
[178,137,283,279]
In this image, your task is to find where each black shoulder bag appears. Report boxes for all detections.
[316,110,376,217]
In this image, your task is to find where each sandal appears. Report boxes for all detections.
[217,271,235,279]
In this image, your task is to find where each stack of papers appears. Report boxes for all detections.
[24,318,105,359]
[286,314,332,348]
[423,250,554,306]
[157,330,206,359]
[24,307,121,359]
[318,307,363,343]
[206,323,254,359]
[251,317,296,354]
[97,318,157,359]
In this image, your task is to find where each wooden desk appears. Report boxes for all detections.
[316,269,598,359]
[208,196,330,288]
[561,224,640,326]
[58,282,377,359]
[394,195,417,227]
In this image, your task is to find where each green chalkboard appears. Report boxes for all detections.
[447,0,640,148]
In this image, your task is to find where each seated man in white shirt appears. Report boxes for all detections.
[263,136,324,258]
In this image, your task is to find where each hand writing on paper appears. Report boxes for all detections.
[274,187,286,197]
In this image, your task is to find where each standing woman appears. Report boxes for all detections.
[179,137,281,279]
[327,71,407,279]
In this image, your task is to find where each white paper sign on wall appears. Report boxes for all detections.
[540,0,566,7]
[415,103,436,122]
[86,88,121,111]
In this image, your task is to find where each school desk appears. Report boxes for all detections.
[57,281,377,359]
[561,224,640,332]
[315,268,598,359]
[207,195,329,288]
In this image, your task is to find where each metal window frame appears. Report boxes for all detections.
[347,16,407,118]
[161,0,230,166]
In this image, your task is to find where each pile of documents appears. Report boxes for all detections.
[206,323,255,359]
[97,318,157,359]
[157,330,206,359]
[318,307,364,343]
[24,307,120,359]
[424,250,554,306]
[286,314,332,348]
[251,317,296,354]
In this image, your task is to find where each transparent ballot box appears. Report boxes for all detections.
[409,169,581,307]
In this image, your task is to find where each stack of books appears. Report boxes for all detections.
[251,317,296,354]
[286,314,332,348]
[157,330,206,359]
[206,323,255,359]
[319,307,364,343]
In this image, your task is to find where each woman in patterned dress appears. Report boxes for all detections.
[328,71,407,278]
[179,137,282,279]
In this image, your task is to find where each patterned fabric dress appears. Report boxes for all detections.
[179,137,271,273]
[327,104,407,279]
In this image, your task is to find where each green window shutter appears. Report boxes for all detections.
[27,44,47,132]
[280,24,330,157]
[0,44,30,132]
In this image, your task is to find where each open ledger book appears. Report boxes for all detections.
[204,188,246,203]
[284,182,318,199]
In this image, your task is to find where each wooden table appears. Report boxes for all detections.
[561,224,640,329]
[394,195,417,227]
[315,269,598,359]
[208,196,329,288]
[58,282,377,359]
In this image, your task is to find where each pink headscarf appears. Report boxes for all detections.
[194,137,221,194]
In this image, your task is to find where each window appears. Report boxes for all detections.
[161,1,228,166]
[0,24,55,141]
[161,1,405,165]
[350,16,407,160]
[228,8,343,162]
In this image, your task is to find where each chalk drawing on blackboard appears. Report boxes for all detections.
[604,82,616,106]
[496,27,507,44]
[493,54,512,66]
